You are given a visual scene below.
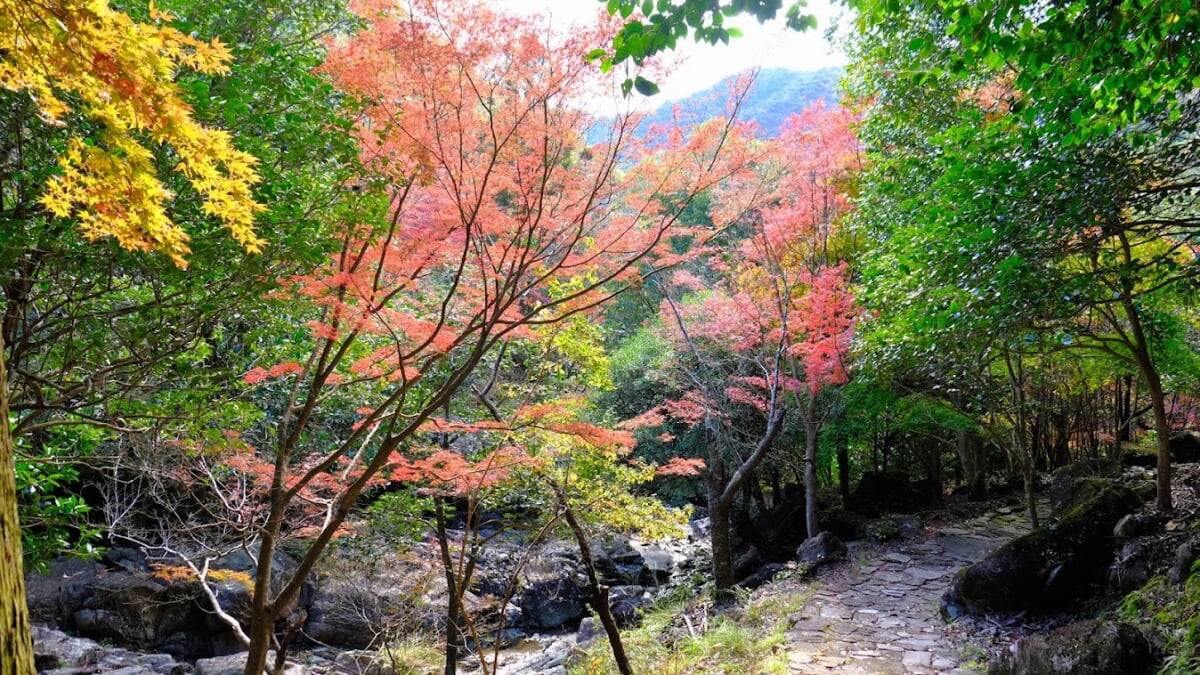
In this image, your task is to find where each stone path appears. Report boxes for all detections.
[784,504,1046,674]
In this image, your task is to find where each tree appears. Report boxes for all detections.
[640,101,858,591]
[143,1,756,671]
[0,1,264,672]
[847,0,1200,513]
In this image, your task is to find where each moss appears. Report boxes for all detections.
[1117,563,1200,674]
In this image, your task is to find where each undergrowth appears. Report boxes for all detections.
[569,577,813,675]
[1118,560,1200,675]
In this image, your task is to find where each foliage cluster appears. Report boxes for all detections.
[570,577,811,674]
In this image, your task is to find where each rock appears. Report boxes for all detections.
[736,563,787,590]
[941,483,1141,618]
[1113,514,1140,539]
[851,472,932,516]
[518,553,588,630]
[592,536,645,586]
[31,625,184,675]
[865,516,920,542]
[576,617,602,648]
[1048,460,1121,515]
[989,620,1152,675]
[607,585,648,626]
[332,650,396,675]
[636,546,675,586]
[796,532,846,575]
[1107,540,1152,594]
[732,545,763,580]
[1170,540,1198,585]
[1122,451,1157,468]
[819,507,868,542]
[1170,430,1200,464]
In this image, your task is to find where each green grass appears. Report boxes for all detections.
[569,576,814,675]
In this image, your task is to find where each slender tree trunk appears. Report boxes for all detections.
[556,489,632,675]
[1,335,36,675]
[1022,467,1039,530]
[956,428,986,500]
[1145,367,1173,512]
[836,438,851,507]
[435,499,461,675]
[804,393,819,540]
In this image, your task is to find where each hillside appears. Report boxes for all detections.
[640,66,843,137]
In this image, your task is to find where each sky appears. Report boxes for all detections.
[498,0,848,103]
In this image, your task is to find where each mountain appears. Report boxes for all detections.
[640,66,843,138]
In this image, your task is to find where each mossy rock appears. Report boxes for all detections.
[819,507,868,541]
[942,483,1141,618]
[989,620,1153,675]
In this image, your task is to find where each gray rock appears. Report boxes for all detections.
[989,620,1152,675]
[1170,540,1198,585]
[796,532,847,574]
[1107,540,1152,594]
[1113,514,1140,539]
[518,554,588,630]
[637,546,675,586]
[607,585,648,626]
[1048,460,1121,515]
[31,625,184,675]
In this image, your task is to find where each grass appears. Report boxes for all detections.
[569,574,815,675]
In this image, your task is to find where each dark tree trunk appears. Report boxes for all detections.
[435,499,461,675]
[837,439,851,507]
[556,488,632,675]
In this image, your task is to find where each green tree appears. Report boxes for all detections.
[847,0,1200,513]
[0,0,273,670]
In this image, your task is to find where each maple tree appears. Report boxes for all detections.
[0,1,268,672]
[148,1,758,671]
[637,101,859,591]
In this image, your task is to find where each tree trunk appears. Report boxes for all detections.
[837,438,851,507]
[0,333,36,675]
[435,499,461,675]
[557,489,632,675]
[1146,368,1173,512]
[956,429,986,500]
[803,393,820,541]
[1022,468,1039,530]
[709,498,735,593]
[0,385,32,672]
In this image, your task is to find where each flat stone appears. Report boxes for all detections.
[906,568,948,581]
[932,656,958,669]
[901,651,933,668]
[880,552,912,564]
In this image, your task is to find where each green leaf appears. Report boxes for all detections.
[633,75,660,96]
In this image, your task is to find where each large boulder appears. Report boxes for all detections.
[1048,460,1121,515]
[989,620,1153,675]
[25,549,300,660]
[942,482,1141,618]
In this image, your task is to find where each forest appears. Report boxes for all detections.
[2,1,1199,674]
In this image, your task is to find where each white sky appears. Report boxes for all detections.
[497,0,848,102]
